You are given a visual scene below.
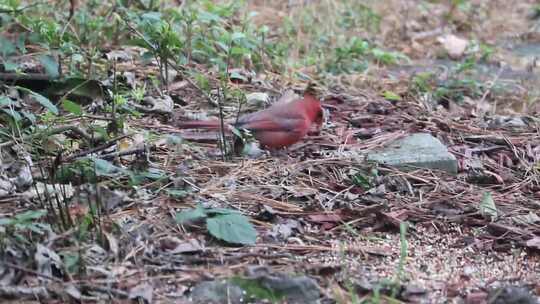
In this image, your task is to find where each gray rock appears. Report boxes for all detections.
[488,115,529,129]
[488,286,537,304]
[190,280,244,304]
[367,133,457,174]
[245,266,321,304]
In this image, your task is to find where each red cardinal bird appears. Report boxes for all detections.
[176,90,323,149]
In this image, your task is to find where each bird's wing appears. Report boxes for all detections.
[235,111,305,132]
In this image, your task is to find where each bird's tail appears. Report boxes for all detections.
[176,119,229,130]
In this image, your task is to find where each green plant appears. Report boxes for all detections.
[0,210,50,244]
[130,11,183,86]
[176,205,257,245]
[350,167,378,190]
[410,57,483,107]
[394,222,408,286]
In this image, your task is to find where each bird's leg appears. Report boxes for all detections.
[268,147,289,158]
[232,135,244,156]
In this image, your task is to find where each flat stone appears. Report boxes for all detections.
[367,133,457,174]
[190,280,244,303]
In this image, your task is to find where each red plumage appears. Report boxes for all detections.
[176,92,323,149]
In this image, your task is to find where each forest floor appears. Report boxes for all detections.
[0,0,539,303]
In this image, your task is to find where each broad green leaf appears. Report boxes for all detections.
[0,36,16,57]
[93,158,124,176]
[176,205,207,224]
[0,96,14,107]
[3,60,19,71]
[229,126,244,139]
[141,12,162,22]
[382,91,401,101]
[54,159,96,183]
[230,47,248,56]
[206,213,257,245]
[141,51,154,63]
[198,11,221,23]
[0,218,14,226]
[231,32,245,41]
[194,72,210,90]
[14,210,47,222]
[2,108,22,121]
[479,191,497,219]
[259,25,269,34]
[351,173,372,189]
[61,252,81,274]
[39,54,59,78]
[26,222,50,234]
[16,87,58,114]
[62,100,82,115]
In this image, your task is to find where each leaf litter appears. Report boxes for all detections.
[0,0,540,303]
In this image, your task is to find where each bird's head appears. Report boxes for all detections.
[302,83,324,130]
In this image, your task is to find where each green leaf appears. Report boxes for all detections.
[3,60,19,72]
[26,222,50,234]
[351,173,372,189]
[14,210,47,222]
[231,32,245,41]
[16,87,58,114]
[0,36,16,57]
[230,47,248,56]
[382,91,401,101]
[39,55,59,78]
[141,12,162,22]
[206,213,257,245]
[229,126,244,139]
[61,252,81,274]
[61,100,82,115]
[0,96,14,107]
[198,11,221,23]
[259,25,269,34]
[479,191,497,219]
[2,108,22,121]
[176,205,207,224]
[0,218,14,226]
[93,158,124,177]
[141,51,155,62]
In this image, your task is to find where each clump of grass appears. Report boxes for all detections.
[245,0,407,75]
